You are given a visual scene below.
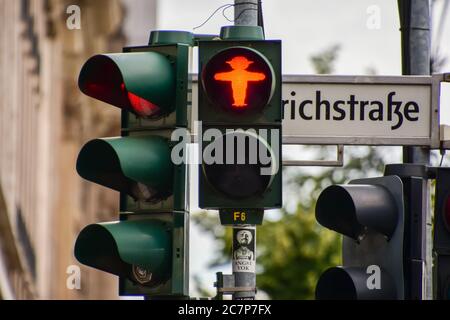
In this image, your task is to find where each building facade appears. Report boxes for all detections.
[0,0,156,300]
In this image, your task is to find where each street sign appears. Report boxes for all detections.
[282,74,445,148]
[191,74,449,148]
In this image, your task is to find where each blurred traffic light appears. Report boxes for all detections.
[74,31,193,298]
[434,168,450,300]
[315,176,405,299]
[198,26,282,210]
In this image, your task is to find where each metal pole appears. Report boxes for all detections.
[230,0,259,300]
[234,0,258,26]
[398,0,432,300]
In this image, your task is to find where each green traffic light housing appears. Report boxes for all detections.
[74,31,192,298]
[76,135,173,202]
[74,219,172,287]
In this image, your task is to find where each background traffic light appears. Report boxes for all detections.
[198,26,282,210]
[74,31,193,298]
[315,175,405,299]
[434,167,450,300]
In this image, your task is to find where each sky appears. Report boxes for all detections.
[152,0,450,297]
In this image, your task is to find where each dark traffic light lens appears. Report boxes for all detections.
[316,267,397,300]
[202,131,276,199]
[316,267,357,300]
[202,47,274,114]
[205,162,270,199]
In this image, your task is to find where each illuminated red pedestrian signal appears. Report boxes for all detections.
[202,47,274,114]
[213,56,266,108]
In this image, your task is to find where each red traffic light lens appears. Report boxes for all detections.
[79,55,160,118]
[202,47,274,113]
[120,83,159,117]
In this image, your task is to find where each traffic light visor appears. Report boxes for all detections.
[76,136,174,201]
[79,53,176,118]
[74,220,171,285]
[316,184,398,240]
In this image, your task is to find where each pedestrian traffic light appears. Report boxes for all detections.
[434,167,450,300]
[315,175,405,300]
[198,26,282,210]
[74,31,193,298]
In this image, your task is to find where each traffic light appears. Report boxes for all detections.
[315,175,405,300]
[434,168,450,300]
[74,31,193,298]
[198,26,282,210]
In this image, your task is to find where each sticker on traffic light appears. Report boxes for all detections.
[201,47,275,113]
[232,227,256,273]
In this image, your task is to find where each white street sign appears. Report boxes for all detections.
[282,75,444,147]
[191,74,449,148]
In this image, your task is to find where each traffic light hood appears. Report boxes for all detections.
[316,184,399,241]
[74,220,171,285]
[76,136,174,201]
[78,52,176,118]
[316,266,397,300]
